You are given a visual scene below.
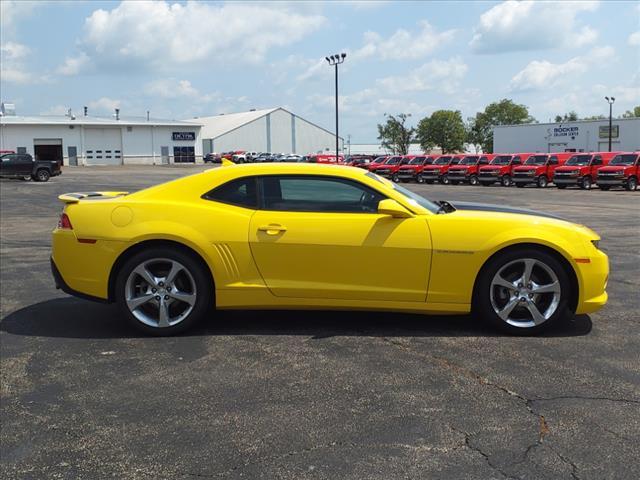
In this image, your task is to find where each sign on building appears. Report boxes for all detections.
[172,132,196,141]
[598,125,619,139]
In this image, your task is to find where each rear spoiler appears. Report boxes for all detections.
[58,191,129,204]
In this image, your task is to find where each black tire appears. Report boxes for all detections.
[501,175,512,187]
[115,247,213,336]
[391,173,399,183]
[598,185,610,191]
[469,175,479,186]
[416,174,425,184]
[556,184,567,190]
[34,169,50,182]
[474,248,573,336]
[580,177,592,190]
[440,176,449,185]
[626,176,637,191]
[537,176,548,188]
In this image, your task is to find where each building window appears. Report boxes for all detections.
[17,147,27,154]
[173,146,195,163]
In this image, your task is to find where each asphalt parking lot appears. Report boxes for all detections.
[1,165,639,480]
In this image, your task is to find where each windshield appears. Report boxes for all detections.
[373,156,386,163]
[525,155,547,165]
[610,154,638,166]
[409,156,425,165]
[386,156,401,165]
[460,156,479,165]
[566,155,592,166]
[366,172,439,213]
[434,156,451,165]
[490,155,511,165]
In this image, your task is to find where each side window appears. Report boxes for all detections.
[203,177,258,209]
[512,156,521,164]
[479,156,489,164]
[593,155,602,165]
[260,176,385,213]
[549,156,558,165]
[2,154,18,162]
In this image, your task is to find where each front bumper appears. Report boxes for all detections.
[575,248,609,315]
[553,177,580,185]
[446,173,470,182]
[597,178,626,186]
[513,176,536,184]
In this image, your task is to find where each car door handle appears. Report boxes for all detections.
[258,224,287,235]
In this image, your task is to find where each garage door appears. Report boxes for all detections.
[85,128,123,165]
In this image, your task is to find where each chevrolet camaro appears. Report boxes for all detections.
[51,163,608,336]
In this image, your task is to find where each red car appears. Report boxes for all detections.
[369,155,404,176]
[596,152,639,191]
[553,152,616,190]
[513,153,571,188]
[366,155,389,171]
[445,154,494,186]
[419,155,462,184]
[307,154,344,164]
[394,155,436,183]
[478,154,526,187]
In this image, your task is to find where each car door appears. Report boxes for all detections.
[16,155,34,176]
[248,175,432,302]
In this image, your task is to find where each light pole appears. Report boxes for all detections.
[605,96,615,152]
[326,53,346,162]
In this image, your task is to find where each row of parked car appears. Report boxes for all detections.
[357,152,639,191]
[204,151,342,164]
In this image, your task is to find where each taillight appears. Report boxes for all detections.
[58,213,73,229]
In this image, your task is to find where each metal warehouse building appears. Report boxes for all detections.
[493,117,640,153]
[197,107,343,156]
[0,111,202,166]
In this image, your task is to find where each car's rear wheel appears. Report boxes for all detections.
[537,176,548,188]
[391,173,399,183]
[440,175,449,185]
[501,175,512,187]
[626,176,637,191]
[474,249,571,335]
[115,248,212,336]
[33,169,50,182]
[469,175,479,186]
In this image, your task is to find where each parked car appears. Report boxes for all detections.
[419,155,461,184]
[596,152,639,191]
[345,155,375,168]
[395,155,436,183]
[366,156,389,171]
[512,153,570,188]
[478,154,525,187]
[281,154,303,162]
[203,153,222,164]
[254,152,272,162]
[553,152,615,190]
[233,151,257,163]
[0,152,62,182]
[51,163,609,336]
[370,155,409,179]
[446,155,493,185]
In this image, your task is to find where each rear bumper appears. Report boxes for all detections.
[51,257,110,303]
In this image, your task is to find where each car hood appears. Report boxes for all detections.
[448,201,566,221]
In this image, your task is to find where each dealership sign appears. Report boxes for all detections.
[599,125,619,138]
[172,132,196,141]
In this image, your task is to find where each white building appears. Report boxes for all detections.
[0,112,202,166]
[196,107,343,155]
[493,117,640,153]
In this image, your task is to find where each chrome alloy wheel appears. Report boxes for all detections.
[490,258,561,328]
[124,258,197,328]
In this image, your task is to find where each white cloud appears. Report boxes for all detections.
[56,53,89,76]
[74,1,325,72]
[88,97,122,113]
[510,46,614,91]
[351,21,456,61]
[377,57,468,93]
[144,78,219,103]
[471,0,600,53]
[629,31,640,47]
[1,41,33,84]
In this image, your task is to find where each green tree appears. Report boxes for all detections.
[622,106,640,118]
[554,111,579,122]
[468,99,536,153]
[376,113,415,155]
[582,114,606,120]
[416,110,466,154]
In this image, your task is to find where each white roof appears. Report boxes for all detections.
[494,117,640,129]
[0,115,202,127]
[194,108,279,139]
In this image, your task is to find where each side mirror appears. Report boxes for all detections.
[377,199,412,218]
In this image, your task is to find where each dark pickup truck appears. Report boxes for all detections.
[0,153,62,182]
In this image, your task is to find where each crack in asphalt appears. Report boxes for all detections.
[450,426,515,480]
[531,395,640,405]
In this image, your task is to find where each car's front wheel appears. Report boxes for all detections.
[115,247,213,336]
[33,169,50,182]
[474,248,572,335]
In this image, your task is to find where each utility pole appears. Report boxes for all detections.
[326,53,346,162]
[605,96,615,152]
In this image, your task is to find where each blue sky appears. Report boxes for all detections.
[1,0,639,142]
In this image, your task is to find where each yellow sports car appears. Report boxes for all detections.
[51,163,608,336]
